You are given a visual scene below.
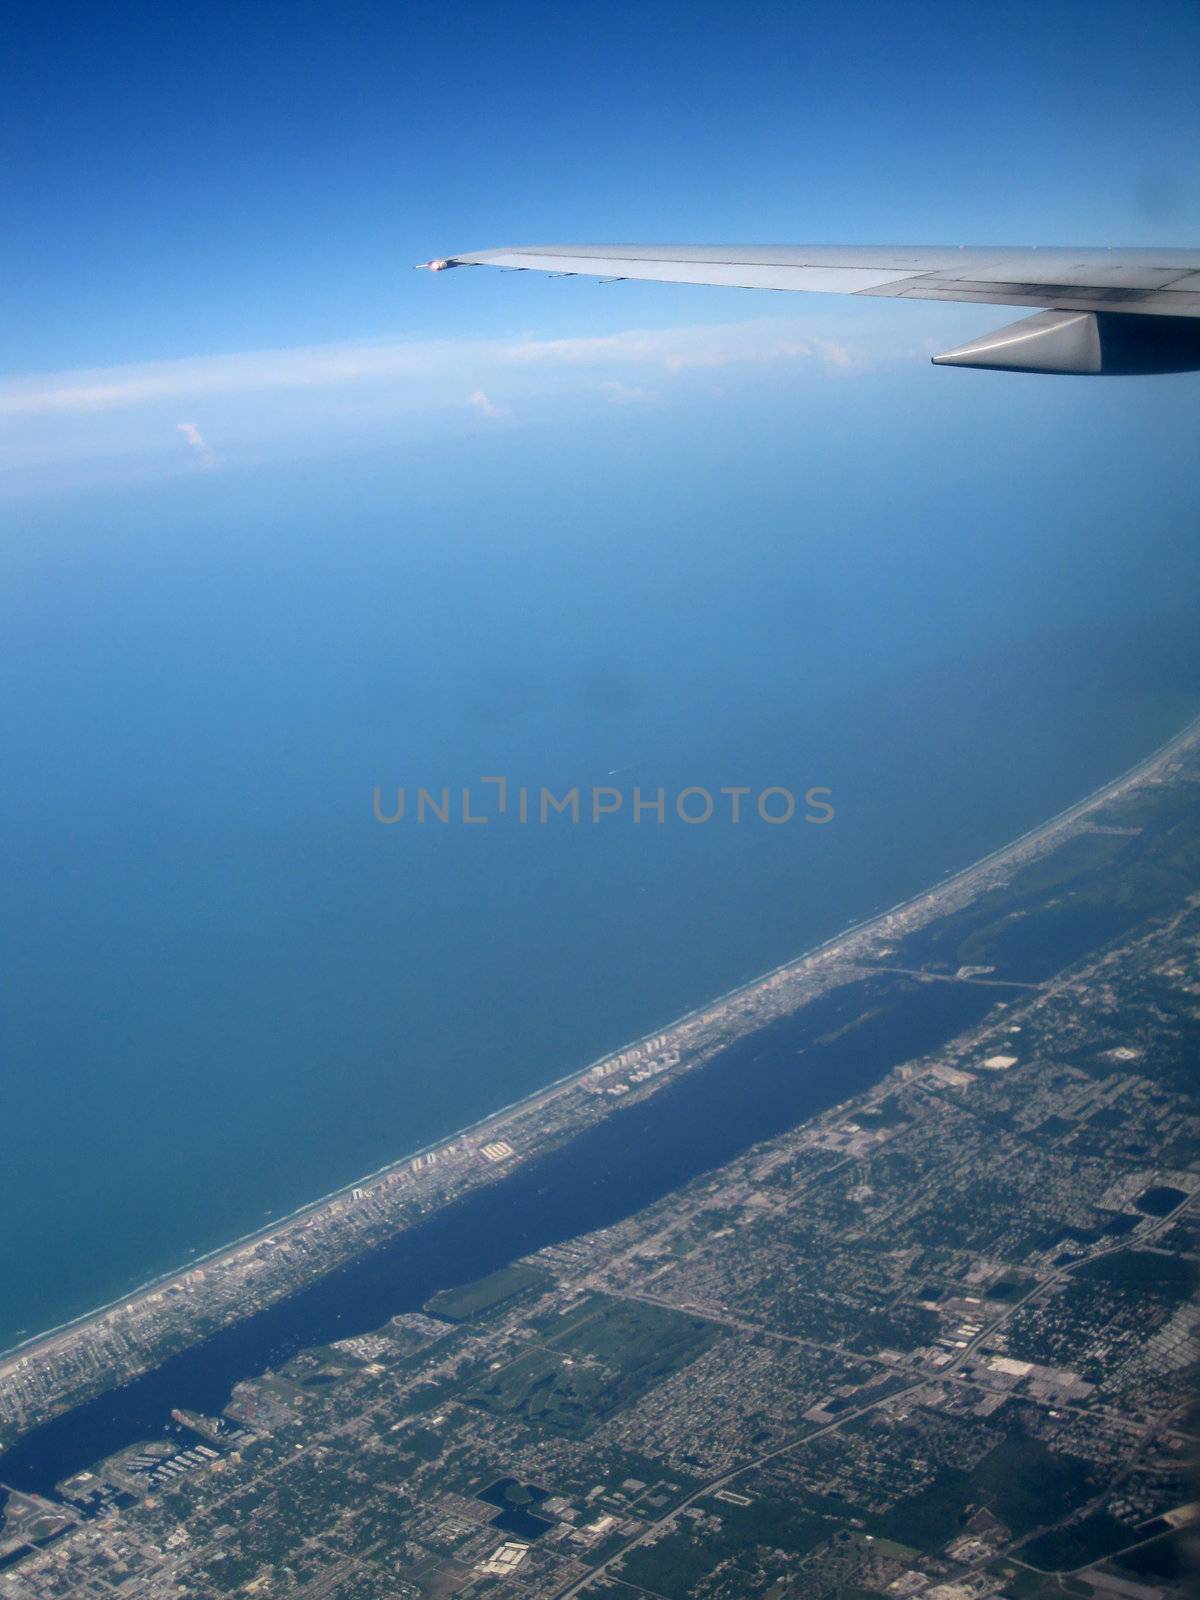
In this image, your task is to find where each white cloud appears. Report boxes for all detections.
[0,318,883,422]
[811,338,854,371]
[0,306,970,494]
[176,421,217,465]
[602,380,657,405]
[467,388,506,419]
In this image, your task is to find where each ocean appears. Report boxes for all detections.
[3,364,1199,1354]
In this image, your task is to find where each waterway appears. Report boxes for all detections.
[0,969,999,1497]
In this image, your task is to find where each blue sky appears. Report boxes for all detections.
[4,0,1199,424]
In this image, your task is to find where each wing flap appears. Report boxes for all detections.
[864,277,1200,316]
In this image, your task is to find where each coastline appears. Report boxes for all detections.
[4,706,1199,1406]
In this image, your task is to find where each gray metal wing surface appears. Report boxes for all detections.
[421,244,1200,373]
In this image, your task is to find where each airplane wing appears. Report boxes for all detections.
[420,244,1200,374]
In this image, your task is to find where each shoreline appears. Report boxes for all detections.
[5,707,1199,1382]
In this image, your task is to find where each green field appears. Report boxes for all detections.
[1112,1528,1197,1581]
[972,1438,1099,1538]
[621,1495,830,1598]
[1072,1249,1196,1296]
[1023,1512,1131,1573]
[466,1295,722,1437]
[902,781,1200,984]
[866,1435,1099,1553]
[423,1264,548,1323]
